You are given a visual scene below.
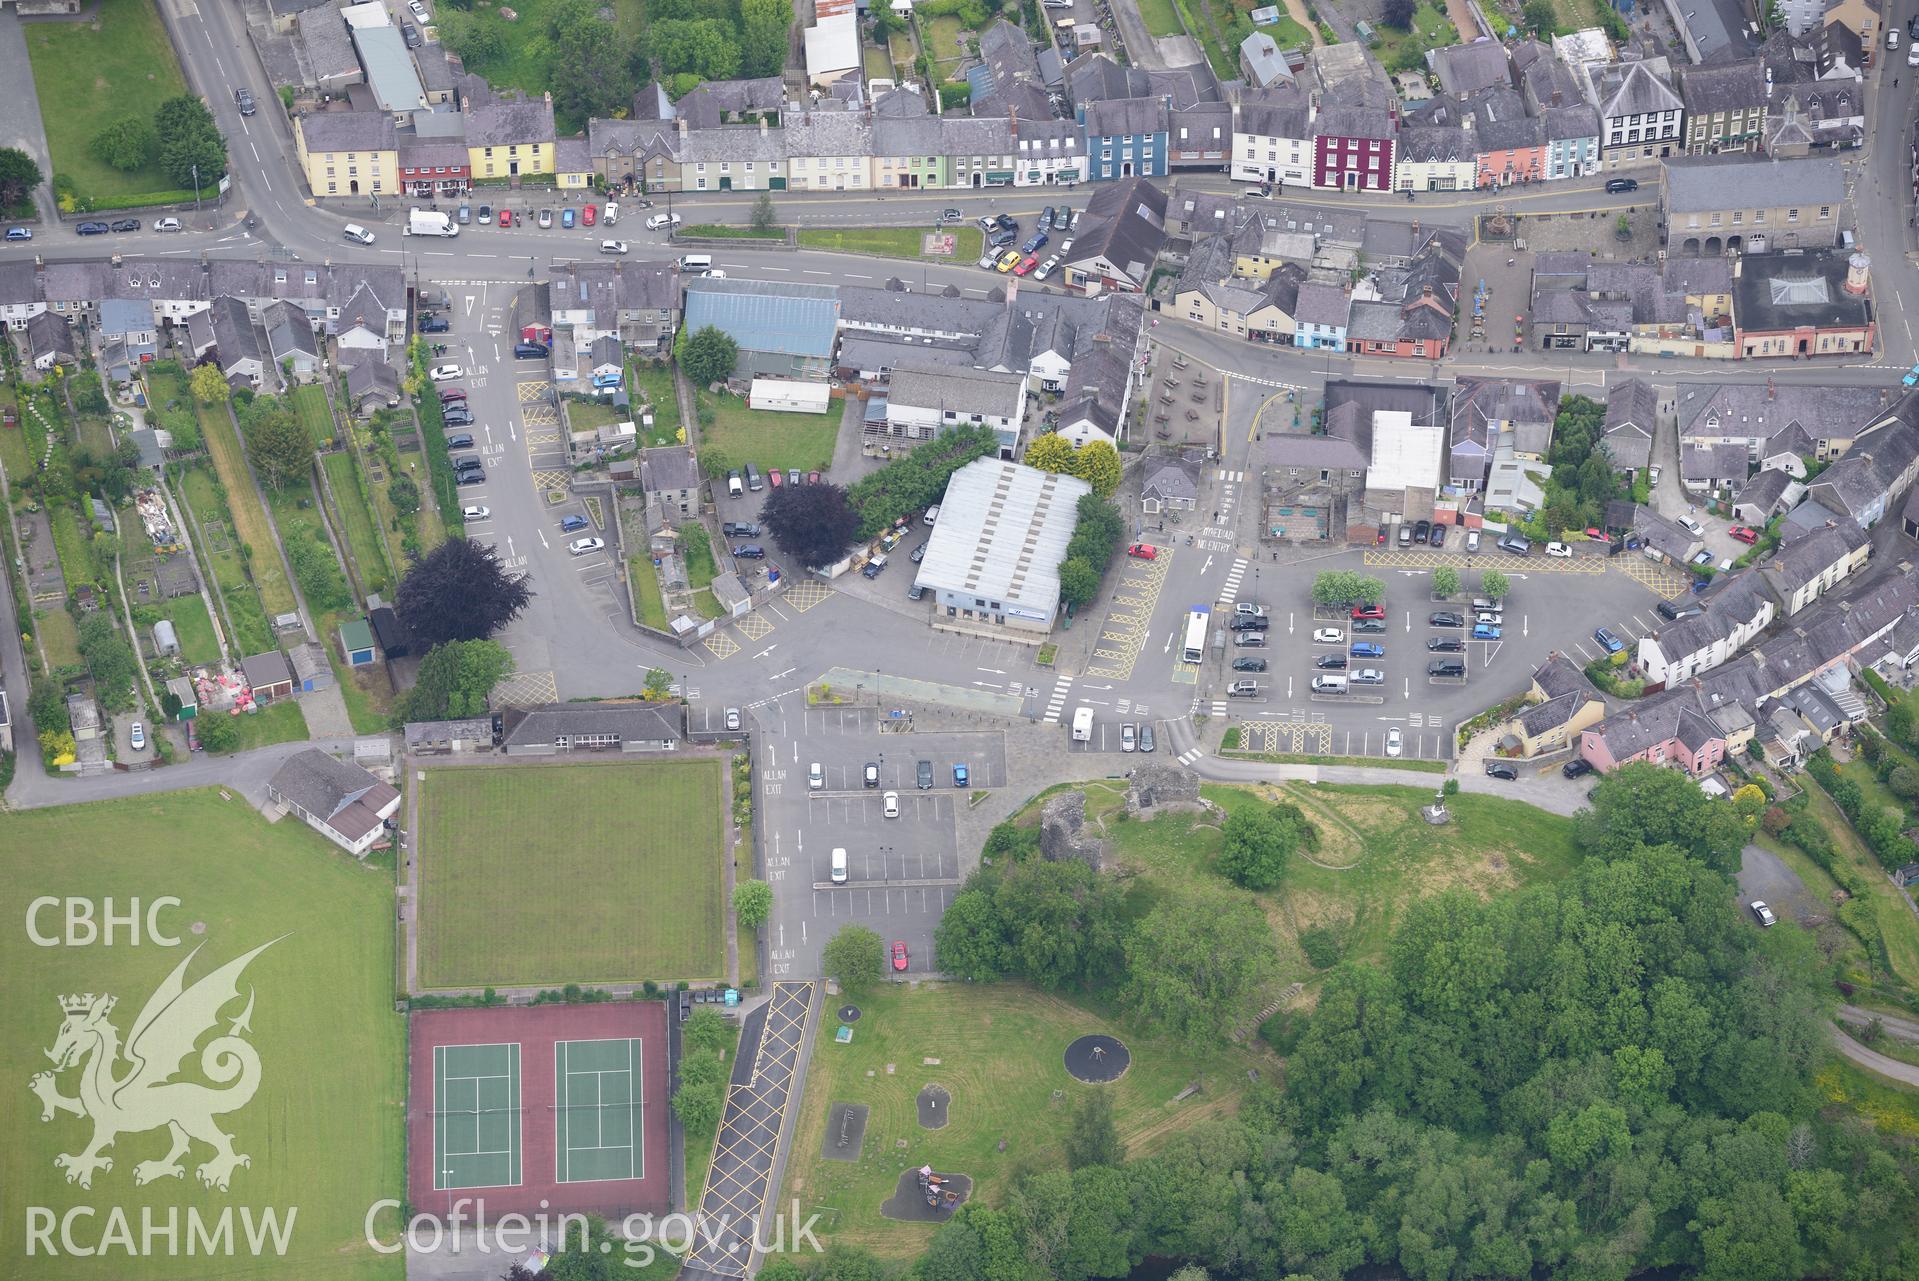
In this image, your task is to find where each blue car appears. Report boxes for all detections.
[559,514,589,532]
[1472,623,1502,640]
[1594,626,1625,654]
[561,207,577,229]
[1020,230,1049,255]
[953,763,969,787]
[1904,363,1919,388]
[4,226,30,241]
[1351,641,1384,658]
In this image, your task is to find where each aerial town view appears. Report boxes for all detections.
[5,0,1919,1272]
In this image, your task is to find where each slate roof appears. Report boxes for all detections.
[1467,86,1543,151]
[1759,515,1867,596]
[1314,105,1395,140]
[1676,382,1887,450]
[499,701,682,748]
[298,6,360,83]
[1240,31,1292,87]
[263,300,318,361]
[888,365,1026,418]
[1681,440,1750,484]
[210,296,261,369]
[1663,153,1844,211]
[1236,83,1312,138]
[640,445,700,493]
[1141,456,1200,503]
[1734,466,1794,514]
[1433,40,1513,97]
[1679,59,1769,114]
[299,110,396,154]
[672,76,783,129]
[1450,376,1561,454]
[466,94,556,147]
[1066,175,1169,287]
[784,109,875,157]
[1083,96,1168,138]
[242,649,293,689]
[1398,124,1472,163]
[268,749,399,843]
[1599,59,1683,119]
[1811,413,1919,519]
[1293,281,1350,327]
[1533,652,1591,701]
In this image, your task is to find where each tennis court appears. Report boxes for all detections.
[555,1039,645,1183]
[434,1042,523,1190]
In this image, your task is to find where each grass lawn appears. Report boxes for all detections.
[199,402,299,617]
[415,760,727,988]
[1370,1,1457,72]
[49,503,103,588]
[153,592,222,666]
[38,607,83,669]
[291,385,337,449]
[696,390,841,473]
[327,641,396,734]
[1804,784,1919,987]
[179,467,275,656]
[323,451,396,597]
[75,413,115,458]
[691,588,724,620]
[1547,0,1611,34]
[1137,0,1184,37]
[222,698,310,752]
[780,983,1265,1256]
[566,398,621,433]
[1079,779,1582,983]
[681,525,718,590]
[796,226,984,261]
[1818,1058,1919,1140]
[1264,13,1314,46]
[925,13,966,60]
[23,0,192,205]
[629,361,681,448]
[863,44,894,80]
[682,224,785,239]
[0,396,31,479]
[435,0,646,132]
[0,791,405,1281]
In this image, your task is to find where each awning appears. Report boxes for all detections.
[985,171,1014,182]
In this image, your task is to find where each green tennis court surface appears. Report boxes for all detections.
[435,1042,522,1190]
[555,1039,645,1183]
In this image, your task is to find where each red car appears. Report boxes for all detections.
[497,209,513,228]
[1013,254,1039,276]
[1729,525,1760,544]
[768,468,783,488]
[583,204,598,227]
[1350,605,1386,620]
[1584,526,1603,539]
[1376,528,1388,545]
[891,941,909,972]
[1126,543,1158,559]
[808,470,822,484]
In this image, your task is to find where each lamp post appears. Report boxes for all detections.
[191,163,202,215]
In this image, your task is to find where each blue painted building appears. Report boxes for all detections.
[1078,97,1169,180]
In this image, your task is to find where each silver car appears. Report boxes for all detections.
[1121,722,1137,752]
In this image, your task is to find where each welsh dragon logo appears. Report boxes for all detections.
[29,939,280,1192]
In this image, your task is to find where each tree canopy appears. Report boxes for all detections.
[1217,805,1297,890]
[761,480,860,569]
[392,639,515,724]
[396,538,534,647]
[821,923,885,990]
[679,324,739,387]
[238,394,314,490]
[0,147,43,209]
[154,94,228,190]
[1311,570,1386,608]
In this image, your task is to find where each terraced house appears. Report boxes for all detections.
[293,111,399,197]
[1676,60,1768,155]
[465,92,557,179]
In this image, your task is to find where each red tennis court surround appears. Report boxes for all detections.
[407,1002,670,1221]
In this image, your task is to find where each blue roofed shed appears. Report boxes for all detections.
[681,278,840,380]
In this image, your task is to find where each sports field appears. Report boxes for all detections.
[415,760,727,988]
[0,791,405,1281]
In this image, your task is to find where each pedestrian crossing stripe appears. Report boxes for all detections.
[1214,469,1245,482]
[1177,748,1205,765]
[1042,676,1074,724]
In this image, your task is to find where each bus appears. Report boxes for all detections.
[1181,606,1210,663]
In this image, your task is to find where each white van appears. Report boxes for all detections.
[923,504,941,527]
[678,253,712,274]
[1311,675,1349,693]
[727,471,744,498]
[646,212,683,231]
[830,848,848,883]
[603,201,619,225]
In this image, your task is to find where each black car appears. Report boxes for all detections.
[1413,519,1432,544]
[1313,654,1347,670]
[1229,614,1269,631]
[455,470,485,486]
[1562,758,1595,779]
[445,433,475,449]
[910,542,926,563]
[513,341,550,358]
[1655,600,1696,621]
[401,19,423,46]
[1041,205,1056,230]
[109,217,140,233]
[916,759,934,790]
[1352,618,1387,633]
[75,221,110,235]
[1606,177,1638,194]
[1232,657,1267,672]
[1485,761,1519,780]
[721,521,761,537]
[454,458,484,475]
[234,87,257,116]
[1430,611,1463,627]
[987,227,1017,248]
[420,315,450,333]
[1429,523,1446,548]
[994,213,1017,231]
[908,583,926,601]
[1427,637,1463,652]
[732,544,765,559]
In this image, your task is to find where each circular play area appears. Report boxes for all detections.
[1063,1034,1131,1084]
[917,1084,950,1129]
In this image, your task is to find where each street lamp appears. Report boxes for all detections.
[190,163,202,216]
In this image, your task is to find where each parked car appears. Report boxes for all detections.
[1020,231,1048,254]
[444,434,475,450]
[916,759,934,790]
[1691,549,1714,566]
[892,940,910,971]
[1429,611,1463,627]
[442,409,474,427]
[462,505,490,520]
[1427,637,1464,652]
[129,722,145,750]
[498,208,514,227]
[1593,626,1625,654]
[1227,680,1261,697]
[1040,205,1056,230]
[910,542,926,563]
[1429,524,1446,548]
[907,583,925,600]
[883,790,900,816]
[1314,654,1347,669]
[1139,724,1155,752]
[1545,541,1573,558]
[1351,605,1385,620]
[429,364,464,381]
[860,553,886,578]
[1562,758,1594,779]
[996,249,1023,272]
[109,217,140,233]
[726,707,742,731]
[1413,519,1431,544]
[559,514,590,532]
[5,226,32,241]
[1351,642,1384,658]
[987,227,1017,248]
[1232,657,1266,672]
[1385,727,1401,757]
[1120,723,1137,752]
[1677,513,1705,536]
[561,207,576,228]
[722,521,761,537]
[1229,614,1269,631]
[583,204,598,226]
[1485,760,1518,780]
[567,536,606,556]
[940,207,964,222]
[788,469,801,486]
[513,341,549,359]
[1729,525,1760,544]
[1350,668,1384,685]
[978,248,1002,269]
[1013,255,1039,276]
[75,221,110,235]
[733,544,766,559]
[1034,255,1060,280]
[1472,623,1502,640]
[477,204,492,224]
[864,762,880,787]
[1234,633,1267,648]
[401,20,422,46]
[420,315,450,333]
[1351,618,1386,633]
[1235,601,1265,616]
[1126,543,1158,559]
[538,208,554,228]
[1750,901,1777,927]
[1312,627,1344,643]
[457,204,472,224]
[439,388,467,403]
[455,471,485,486]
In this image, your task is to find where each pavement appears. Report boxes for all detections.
[0,9,56,224]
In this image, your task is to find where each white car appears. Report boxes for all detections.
[1648,465,1662,486]
[342,223,376,245]
[1750,900,1778,927]
[1312,627,1344,644]
[429,364,464,381]
[1351,668,1385,684]
[153,217,182,232]
[1545,541,1573,558]
[129,722,146,750]
[978,250,1000,269]
[599,240,628,255]
[408,0,428,18]
[1476,611,1503,625]
[1385,727,1401,757]
[567,536,606,556]
[1235,601,1265,616]
[461,505,490,519]
[1677,514,1705,536]
[1908,40,1919,65]
[883,790,900,818]
[809,761,824,790]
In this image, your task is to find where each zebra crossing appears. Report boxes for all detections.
[1216,557,1248,607]
[1177,747,1205,766]
[1041,676,1074,724]
[1215,469,1246,483]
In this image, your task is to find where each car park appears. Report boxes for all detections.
[883,790,900,817]
[445,433,474,449]
[1351,618,1386,633]
[420,314,450,333]
[1139,725,1155,752]
[462,505,490,520]
[1730,525,1759,544]
[1472,623,1501,640]
[1313,653,1347,669]
[1430,611,1463,627]
[514,341,549,359]
[1312,627,1344,643]
[1385,727,1401,757]
[809,762,824,790]
[1750,901,1777,927]
[1232,657,1266,672]
[725,707,742,732]
[567,537,605,557]
[1120,723,1137,752]
[1126,543,1158,559]
[916,760,934,790]
[1562,758,1594,779]
[1351,641,1383,658]
[1229,614,1269,631]
[1485,761,1518,780]
[1429,524,1446,548]
[1594,626,1625,654]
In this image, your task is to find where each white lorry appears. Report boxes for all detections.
[406,208,459,237]
[1071,707,1093,742]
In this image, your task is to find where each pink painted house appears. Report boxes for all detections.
[1578,686,1730,776]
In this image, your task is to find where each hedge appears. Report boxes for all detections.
[406,342,465,533]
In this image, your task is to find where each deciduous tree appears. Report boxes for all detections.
[1056,557,1100,609]
[1023,431,1075,475]
[392,639,515,723]
[396,537,534,646]
[1217,806,1296,890]
[89,117,156,174]
[1070,439,1122,498]
[1064,1089,1124,1170]
[238,395,314,491]
[547,0,638,123]
[1124,885,1278,1042]
[750,189,777,231]
[761,480,859,569]
[648,18,743,79]
[1480,568,1510,601]
[678,324,738,387]
[0,147,44,209]
[189,362,229,404]
[822,923,885,989]
[1432,565,1460,596]
[733,879,772,929]
[740,0,793,78]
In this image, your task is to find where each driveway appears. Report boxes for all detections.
[1735,843,1820,924]
[0,9,56,223]
[1828,1024,1919,1088]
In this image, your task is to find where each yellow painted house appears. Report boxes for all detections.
[293,111,401,197]
[465,92,558,180]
